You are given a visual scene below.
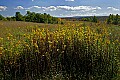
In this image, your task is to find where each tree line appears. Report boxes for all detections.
[1,13,120,25]
[81,16,98,23]
[0,11,62,24]
[107,14,120,25]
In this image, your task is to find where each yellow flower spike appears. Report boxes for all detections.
[8,33,12,37]
[115,39,119,43]
[48,41,52,44]
[34,43,38,48]
[0,47,3,55]
[57,49,59,51]
[18,40,21,44]
[0,37,3,41]
[106,40,110,45]
[112,42,115,45]
[64,45,66,48]
[26,44,29,47]
[7,37,10,40]
[0,47,3,51]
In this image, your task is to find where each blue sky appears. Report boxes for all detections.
[0,0,120,17]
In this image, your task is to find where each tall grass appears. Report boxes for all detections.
[0,24,119,80]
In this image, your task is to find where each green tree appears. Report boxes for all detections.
[92,16,98,23]
[0,14,5,20]
[107,14,111,24]
[113,14,119,25]
[25,11,31,22]
[15,12,23,21]
[43,13,48,23]
[47,14,52,24]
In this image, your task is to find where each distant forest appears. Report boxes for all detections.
[81,14,120,25]
[0,11,62,24]
[62,14,120,25]
[81,16,98,23]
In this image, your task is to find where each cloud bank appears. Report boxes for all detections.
[14,5,120,17]
[107,7,119,11]
[14,5,101,12]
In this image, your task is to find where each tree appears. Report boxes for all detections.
[25,11,31,22]
[92,16,98,23]
[113,14,119,25]
[0,14,5,20]
[47,14,52,24]
[107,14,111,24]
[15,12,23,21]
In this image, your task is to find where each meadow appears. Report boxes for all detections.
[0,21,120,80]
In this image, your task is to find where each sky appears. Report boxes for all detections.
[0,0,120,17]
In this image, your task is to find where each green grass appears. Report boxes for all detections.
[0,21,59,38]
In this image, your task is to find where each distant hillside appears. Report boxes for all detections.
[61,16,108,22]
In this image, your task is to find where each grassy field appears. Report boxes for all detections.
[0,21,119,41]
[0,21,59,38]
[0,21,120,80]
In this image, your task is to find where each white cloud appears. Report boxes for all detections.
[32,0,34,1]
[107,7,119,11]
[41,6,101,12]
[0,6,7,11]
[56,6,101,11]
[65,0,74,1]
[42,6,57,11]
[27,6,41,9]
[14,6,41,10]
[14,5,101,12]
[14,6,24,10]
